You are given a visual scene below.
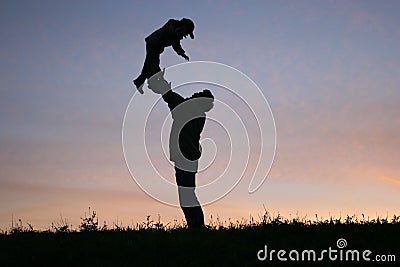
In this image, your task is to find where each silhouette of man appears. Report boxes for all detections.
[147,70,214,228]
[133,18,195,94]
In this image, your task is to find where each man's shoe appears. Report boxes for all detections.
[133,78,144,94]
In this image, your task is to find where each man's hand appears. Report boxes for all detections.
[182,54,189,61]
[147,69,171,95]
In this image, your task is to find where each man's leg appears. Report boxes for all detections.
[175,167,204,228]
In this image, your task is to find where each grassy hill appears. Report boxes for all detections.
[1,212,398,266]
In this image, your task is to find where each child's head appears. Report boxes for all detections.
[180,18,195,39]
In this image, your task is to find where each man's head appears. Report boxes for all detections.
[180,18,195,39]
[190,89,214,112]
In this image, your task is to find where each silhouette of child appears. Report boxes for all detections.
[133,18,195,94]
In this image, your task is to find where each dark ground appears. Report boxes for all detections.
[0,223,399,267]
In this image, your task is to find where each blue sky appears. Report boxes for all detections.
[0,0,399,229]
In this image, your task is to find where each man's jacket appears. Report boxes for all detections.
[162,90,205,169]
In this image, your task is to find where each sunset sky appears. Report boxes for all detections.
[1,0,399,230]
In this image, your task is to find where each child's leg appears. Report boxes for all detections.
[143,45,161,79]
[134,45,162,91]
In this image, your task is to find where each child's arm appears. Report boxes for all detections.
[172,42,189,61]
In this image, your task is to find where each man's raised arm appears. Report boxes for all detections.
[147,69,184,111]
[162,90,184,111]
